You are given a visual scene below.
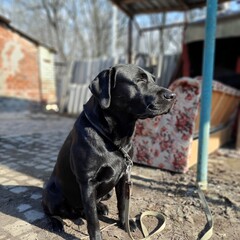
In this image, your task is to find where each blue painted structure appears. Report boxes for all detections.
[112,0,223,188]
[197,0,218,189]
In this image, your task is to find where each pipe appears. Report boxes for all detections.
[111,5,117,58]
[197,0,218,190]
[128,17,133,64]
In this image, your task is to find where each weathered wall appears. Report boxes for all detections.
[0,24,40,105]
[0,22,56,112]
[38,46,57,104]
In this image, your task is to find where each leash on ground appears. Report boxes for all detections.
[196,183,213,240]
[124,175,213,240]
[120,147,213,240]
[119,146,166,240]
[124,169,166,240]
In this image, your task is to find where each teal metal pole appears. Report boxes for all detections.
[197,0,218,190]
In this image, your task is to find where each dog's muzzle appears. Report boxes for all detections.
[162,92,176,101]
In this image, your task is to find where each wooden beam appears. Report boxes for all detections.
[176,0,189,11]
[122,0,147,4]
[236,109,240,150]
[128,7,185,15]
[111,0,133,16]
[140,21,185,32]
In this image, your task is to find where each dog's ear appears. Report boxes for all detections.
[89,67,117,109]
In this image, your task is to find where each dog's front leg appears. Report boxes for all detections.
[115,174,137,232]
[80,183,102,240]
[115,174,126,228]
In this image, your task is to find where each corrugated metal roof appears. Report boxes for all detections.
[111,0,231,16]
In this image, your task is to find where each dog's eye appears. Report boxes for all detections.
[137,78,147,83]
[137,73,148,83]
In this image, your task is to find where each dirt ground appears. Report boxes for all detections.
[47,143,240,240]
[97,145,240,240]
[0,113,239,240]
[42,145,240,240]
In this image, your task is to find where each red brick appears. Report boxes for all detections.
[0,25,40,102]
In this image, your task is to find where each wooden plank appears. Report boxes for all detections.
[220,95,235,124]
[188,123,233,169]
[210,92,224,128]
[236,110,240,149]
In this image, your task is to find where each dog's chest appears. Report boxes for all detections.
[94,151,126,198]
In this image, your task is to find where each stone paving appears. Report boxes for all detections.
[0,112,75,239]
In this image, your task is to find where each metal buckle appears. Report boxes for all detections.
[118,146,133,182]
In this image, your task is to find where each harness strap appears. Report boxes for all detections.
[119,146,166,239]
[124,179,213,240]
[124,180,166,240]
[197,183,213,240]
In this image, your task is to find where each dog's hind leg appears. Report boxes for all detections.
[96,190,113,216]
[97,202,109,216]
[49,216,64,232]
[42,179,81,232]
[100,190,113,201]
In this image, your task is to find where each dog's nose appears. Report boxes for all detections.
[163,92,176,100]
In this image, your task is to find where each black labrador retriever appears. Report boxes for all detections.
[42,64,176,240]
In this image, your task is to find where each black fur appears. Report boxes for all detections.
[42,64,176,240]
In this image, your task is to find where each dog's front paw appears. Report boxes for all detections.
[72,217,84,227]
[50,217,64,232]
[97,202,109,216]
[118,219,137,232]
[129,219,137,232]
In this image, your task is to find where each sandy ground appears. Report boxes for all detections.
[0,112,239,240]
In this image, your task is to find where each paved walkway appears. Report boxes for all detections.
[0,112,75,240]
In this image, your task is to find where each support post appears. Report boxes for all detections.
[197,0,218,190]
[128,17,133,64]
[111,5,117,58]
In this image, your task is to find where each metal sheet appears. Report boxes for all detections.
[110,0,230,16]
[185,11,240,43]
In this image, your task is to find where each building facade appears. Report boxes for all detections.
[0,15,57,112]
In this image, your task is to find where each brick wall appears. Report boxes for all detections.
[0,23,56,112]
[0,24,41,107]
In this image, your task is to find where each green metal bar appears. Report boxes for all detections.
[197,0,218,190]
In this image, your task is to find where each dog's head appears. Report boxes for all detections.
[89,64,176,119]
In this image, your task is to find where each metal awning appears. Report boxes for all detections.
[110,0,230,16]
